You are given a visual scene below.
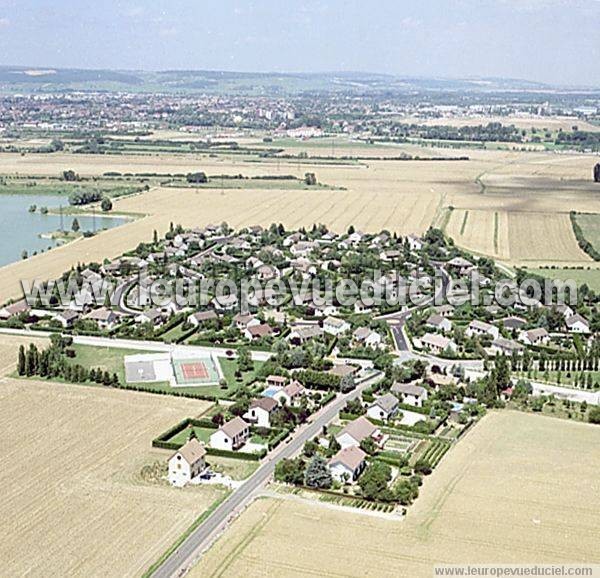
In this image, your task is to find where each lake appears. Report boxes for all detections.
[0,194,129,267]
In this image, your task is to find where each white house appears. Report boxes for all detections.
[55,309,80,328]
[566,314,590,334]
[491,338,524,356]
[466,319,499,341]
[335,416,385,450]
[187,310,219,327]
[0,299,30,320]
[353,327,383,349]
[328,446,367,483]
[209,417,250,451]
[406,234,423,251]
[391,382,428,407]
[322,316,351,336]
[426,313,452,333]
[168,438,207,487]
[420,333,457,355]
[367,393,399,422]
[518,327,549,346]
[243,397,279,428]
[85,307,120,330]
[273,380,305,406]
[134,308,164,326]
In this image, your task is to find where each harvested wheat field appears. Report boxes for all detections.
[0,332,48,375]
[189,411,600,578]
[0,378,221,577]
[0,145,598,301]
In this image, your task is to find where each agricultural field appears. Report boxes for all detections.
[529,266,600,292]
[574,213,600,254]
[0,142,598,302]
[189,411,600,577]
[0,377,223,577]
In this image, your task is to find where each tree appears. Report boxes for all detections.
[186,172,208,184]
[588,406,600,424]
[414,458,432,476]
[359,437,377,455]
[275,458,305,485]
[304,455,332,489]
[358,461,393,501]
[304,172,317,186]
[394,478,419,505]
[71,218,80,233]
[101,197,113,212]
[188,428,198,441]
[62,169,79,182]
[17,345,26,376]
[303,439,318,457]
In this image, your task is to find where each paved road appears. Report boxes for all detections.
[0,327,273,362]
[151,371,383,578]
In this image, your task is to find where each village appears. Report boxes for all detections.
[2,220,599,512]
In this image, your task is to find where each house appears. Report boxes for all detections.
[168,438,207,487]
[85,307,120,329]
[518,327,549,346]
[555,304,574,319]
[209,417,250,451]
[406,234,423,251]
[466,319,499,340]
[501,316,527,331]
[335,416,385,450]
[55,309,80,328]
[353,300,372,314]
[420,333,457,355]
[328,364,359,379]
[266,375,287,388]
[328,446,367,483]
[367,393,399,422]
[244,323,273,341]
[288,324,323,345]
[322,316,351,336]
[435,304,455,318]
[243,397,279,428]
[426,313,452,333]
[187,310,219,327]
[391,382,428,407]
[134,308,164,326]
[490,338,524,356]
[353,327,383,349]
[233,313,259,331]
[566,314,590,334]
[274,380,305,406]
[0,299,31,320]
[211,293,238,312]
[446,256,474,275]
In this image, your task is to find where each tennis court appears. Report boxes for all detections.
[172,355,222,386]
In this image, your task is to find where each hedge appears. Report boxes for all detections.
[570,211,600,261]
[206,447,265,461]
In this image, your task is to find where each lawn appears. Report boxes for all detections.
[169,425,215,445]
[65,344,262,399]
[529,266,600,292]
[574,213,600,253]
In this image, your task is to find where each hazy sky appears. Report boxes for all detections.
[0,0,598,86]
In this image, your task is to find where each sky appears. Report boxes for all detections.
[0,0,598,86]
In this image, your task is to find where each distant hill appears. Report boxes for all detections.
[0,66,594,95]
